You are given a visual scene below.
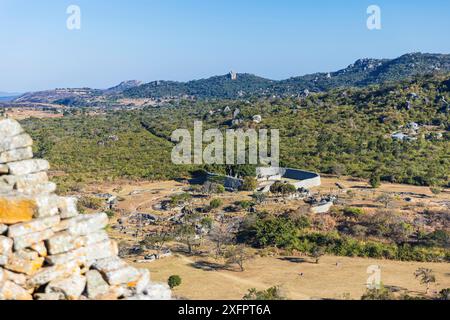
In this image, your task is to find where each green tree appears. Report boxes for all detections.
[369,172,381,189]
[254,217,298,248]
[241,177,258,191]
[168,275,182,289]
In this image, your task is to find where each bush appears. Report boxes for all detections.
[241,177,258,191]
[361,285,395,300]
[343,207,365,218]
[201,216,213,229]
[216,184,225,194]
[243,286,286,300]
[170,193,192,207]
[270,182,297,195]
[430,187,443,195]
[294,232,448,263]
[209,198,223,209]
[252,192,266,204]
[79,196,104,210]
[424,230,450,247]
[236,200,255,210]
[105,210,115,218]
[369,173,381,189]
[438,288,450,300]
[202,181,225,194]
[168,275,182,289]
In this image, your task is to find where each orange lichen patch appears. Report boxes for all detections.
[0,198,36,225]
[5,256,45,276]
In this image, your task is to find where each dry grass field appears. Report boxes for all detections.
[84,177,449,300]
[132,254,450,300]
[5,108,64,120]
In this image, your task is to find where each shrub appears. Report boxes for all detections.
[361,285,395,300]
[241,177,258,191]
[236,200,255,210]
[216,184,225,194]
[79,196,104,210]
[270,182,297,195]
[294,232,448,262]
[438,288,450,300]
[201,216,213,229]
[105,210,115,218]
[202,181,225,194]
[168,275,182,289]
[430,187,443,195]
[170,193,192,207]
[252,192,266,204]
[243,286,286,300]
[209,198,223,209]
[343,207,365,218]
[369,173,381,189]
[424,230,450,247]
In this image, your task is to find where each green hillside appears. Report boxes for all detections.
[21,73,450,191]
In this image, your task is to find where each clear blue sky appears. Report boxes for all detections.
[1,0,450,92]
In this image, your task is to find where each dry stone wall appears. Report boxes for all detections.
[0,118,171,300]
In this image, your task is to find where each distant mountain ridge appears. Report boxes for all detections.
[123,53,450,99]
[9,52,450,104]
[0,92,21,102]
[12,81,143,105]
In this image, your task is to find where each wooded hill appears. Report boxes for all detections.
[21,73,450,191]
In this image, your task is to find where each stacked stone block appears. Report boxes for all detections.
[0,118,171,300]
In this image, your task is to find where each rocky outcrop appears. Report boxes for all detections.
[0,118,172,300]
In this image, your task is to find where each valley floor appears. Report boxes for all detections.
[132,254,450,300]
[81,178,449,300]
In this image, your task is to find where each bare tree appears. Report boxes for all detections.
[225,245,253,272]
[176,224,197,254]
[376,193,394,209]
[209,219,234,257]
[310,246,326,264]
[141,227,174,255]
[414,268,436,295]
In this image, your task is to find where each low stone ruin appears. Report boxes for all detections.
[0,118,171,300]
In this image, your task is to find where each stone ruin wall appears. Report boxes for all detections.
[256,167,322,189]
[0,118,171,300]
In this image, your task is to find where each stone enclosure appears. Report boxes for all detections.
[207,167,321,192]
[0,118,171,300]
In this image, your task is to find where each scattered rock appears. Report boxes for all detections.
[86,270,110,299]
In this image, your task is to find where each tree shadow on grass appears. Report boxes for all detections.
[278,257,312,264]
[190,260,229,272]
[385,285,407,293]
